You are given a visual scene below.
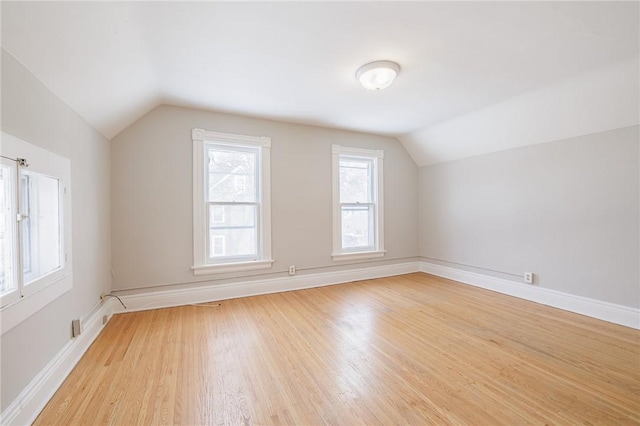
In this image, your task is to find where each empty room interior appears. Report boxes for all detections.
[1,1,639,425]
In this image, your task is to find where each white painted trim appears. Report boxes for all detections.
[259,137,273,263]
[8,261,634,426]
[376,153,385,257]
[420,261,640,329]
[331,144,384,159]
[331,148,341,256]
[192,128,270,148]
[192,259,274,275]
[192,132,206,274]
[114,261,420,313]
[331,250,386,261]
[0,299,115,426]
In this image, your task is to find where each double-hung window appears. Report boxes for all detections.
[192,129,273,275]
[332,145,385,261]
[0,132,72,335]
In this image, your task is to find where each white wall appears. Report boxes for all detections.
[0,49,111,410]
[111,105,418,293]
[402,57,640,166]
[419,125,639,307]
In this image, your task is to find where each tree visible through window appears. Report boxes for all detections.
[340,157,375,250]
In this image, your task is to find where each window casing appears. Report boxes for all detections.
[332,145,385,261]
[0,132,72,335]
[192,129,273,275]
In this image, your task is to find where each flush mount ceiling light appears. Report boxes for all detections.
[356,60,400,91]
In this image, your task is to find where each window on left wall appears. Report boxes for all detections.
[0,132,72,335]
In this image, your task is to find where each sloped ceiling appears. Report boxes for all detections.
[1,1,638,165]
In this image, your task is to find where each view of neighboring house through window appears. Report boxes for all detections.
[332,145,385,261]
[207,145,258,260]
[192,128,273,275]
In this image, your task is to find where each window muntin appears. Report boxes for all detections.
[332,145,385,261]
[192,129,273,275]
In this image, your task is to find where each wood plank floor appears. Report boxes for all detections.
[35,273,640,425]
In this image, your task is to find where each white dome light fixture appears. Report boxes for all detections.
[356,60,400,91]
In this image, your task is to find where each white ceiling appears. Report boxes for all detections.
[2,1,638,165]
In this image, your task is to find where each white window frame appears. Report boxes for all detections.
[0,132,72,335]
[0,158,19,308]
[192,128,273,275]
[332,145,385,261]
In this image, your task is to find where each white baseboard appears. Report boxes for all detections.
[420,261,640,329]
[0,262,417,425]
[8,259,633,425]
[115,261,421,313]
[1,299,115,426]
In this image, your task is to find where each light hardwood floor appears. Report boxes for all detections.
[35,273,639,425]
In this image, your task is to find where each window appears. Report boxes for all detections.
[332,145,385,261]
[0,132,72,335]
[192,129,273,275]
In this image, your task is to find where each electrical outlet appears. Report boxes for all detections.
[103,315,109,325]
[524,272,534,284]
[72,319,82,337]
[288,265,296,276]
[100,292,107,302]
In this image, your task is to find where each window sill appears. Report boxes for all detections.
[192,259,274,275]
[332,250,386,262]
[1,273,73,335]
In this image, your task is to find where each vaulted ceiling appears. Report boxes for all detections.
[2,2,638,165]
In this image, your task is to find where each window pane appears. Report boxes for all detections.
[208,204,257,259]
[341,204,374,250]
[207,146,257,203]
[340,157,373,203]
[22,171,62,284]
[0,165,16,294]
